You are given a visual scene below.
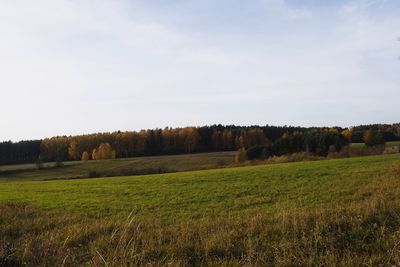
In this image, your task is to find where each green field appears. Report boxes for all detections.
[0,154,399,219]
[0,151,235,181]
[351,140,400,148]
[1,154,400,266]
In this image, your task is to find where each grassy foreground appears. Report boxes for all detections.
[1,154,400,266]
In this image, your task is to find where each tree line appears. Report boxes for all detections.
[245,130,348,161]
[0,124,399,165]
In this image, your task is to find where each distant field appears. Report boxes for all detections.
[1,154,400,265]
[0,161,80,171]
[0,151,235,181]
[351,140,400,148]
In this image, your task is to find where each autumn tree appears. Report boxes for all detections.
[68,140,80,160]
[136,131,147,155]
[40,137,69,162]
[235,147,247,163]
[4,124,398,166]
[363,129,385,147]
[92,149,97,160]
[341,129,353,143]
[96,143,116,160]
[162,127,176,154]
[235,135,245,149]
[183,127,200,153]
[81,151,89,162]
[396,125,400,137]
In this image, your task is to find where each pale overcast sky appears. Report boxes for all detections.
[1,0,399,141]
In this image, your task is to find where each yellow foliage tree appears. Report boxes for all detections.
[81,151,89,162]
[68,140,80,160]
[235,147,247,163]
[92,149,97,160]
[96,143,116,160]
[183,127,200,153]
[341,129,352,143]
[235,135,244,148]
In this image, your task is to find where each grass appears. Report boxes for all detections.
[3,142,398,182]
[0,161,79,171]
[351,140,400,148]
[0,154,398,220]
[1,154,400,265]
[0,151,235,181]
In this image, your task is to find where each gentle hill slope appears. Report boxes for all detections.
[0,151,235,181]
[1,154,399,219]
[1,154,400,266]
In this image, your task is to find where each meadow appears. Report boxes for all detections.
[1,153,400,266]
[0,151,235,182]
[350,140,400,148]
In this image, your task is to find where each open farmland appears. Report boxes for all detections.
[2,0,399,265]
[0,151,235,182]
[1,154,400,266]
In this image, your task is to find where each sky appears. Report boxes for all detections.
[0,0,399,141]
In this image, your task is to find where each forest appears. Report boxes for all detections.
[0,123,399,165]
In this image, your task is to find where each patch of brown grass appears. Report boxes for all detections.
[265,152,324,164]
